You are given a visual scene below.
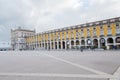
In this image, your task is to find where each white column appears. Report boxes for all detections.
[50,41,52,50]
[53,41,55,50]
[79,40,81,48]
[57,41,59,50]
[41,41,43,50]
[35,36,37,50]
[44,41,46,50]
[105,37,108,47]
[47,42,49,50]
[85,39,87,48]
[61,40,63,50]
[69,40,71,49]
[113,37,116,46]
[65,40,67,50]
[74,40,76,49]
[39,42,40,50]
[91,38,93,46]
[98,38,100,48]
[17,43,19,50]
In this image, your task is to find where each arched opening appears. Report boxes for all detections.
[48,43,50,50]
[66,41,70,49]
[93,39,98,48]
[45,43,47,49]
[81,40,85,45]
[59,42,61,49]
[39,43,41,48]
[100,38,106,48]
[71,41,74,49]
[62,41,65,49]
[42,43,44,48]
[87,39,92,48]
[107,38,114,49]
[81,40,85,48]
[51,42,53,49]
[55,42,57,49]
[116,37,120,49]
[76,40,80,49]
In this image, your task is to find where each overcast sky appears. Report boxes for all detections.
[0,0,120,45]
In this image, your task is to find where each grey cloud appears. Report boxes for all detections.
[0,0,120,43]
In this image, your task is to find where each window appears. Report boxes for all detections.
[87,29,90,36]
[100,26,104,35]
[71,32,74,38]
[62,33,64,39]
[81,29,84,37]
[66,32,68,38]
[93,27,96,36]
[116,23,120,34]
[116,22,119,26]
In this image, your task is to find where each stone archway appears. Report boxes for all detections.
[66,41,70,49]
[45,43,47,49]
[71,41,74,49]
[76,40,80,49]
[81,40,85,45]
[93,39,98,48]
[40,43,41,48]
[59,42,61,49]
[55,42,57,49]
[48,43,50,50]
[42,43,44,48]
[107,38,114,49]
[100,38,106,48]
[51,42,53,49]
[62,41,65,49]
[87,39,92,48]
[81,40,85,48]
[116,37,120,49]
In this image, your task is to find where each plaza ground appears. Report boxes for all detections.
[0,50,120,80]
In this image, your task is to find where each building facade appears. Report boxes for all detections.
[12,17,120,50]
[11,27,35,50]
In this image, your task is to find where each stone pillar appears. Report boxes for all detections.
[69,40,71,49]
[46,42,48,50]
[35,42,37,50]
[44,41,45,50]
[98,38,100,48]
[74,40,76,49]
[91,38,93,46]
[61,40,63,50]
[105,37,108,47]
[113,37,116,46]
[85,39,87,48]
[41,41,42,50]
[57,41,59,50]
[65,40,67,50]
[104,37,109,50]
[50,41,52,50]
[39,42,41,50]
[79,40,81,49]
[53,41,55,50]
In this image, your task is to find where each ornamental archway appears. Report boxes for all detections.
[93,39,98,48]
[107,37,114,49]
[116,37,120,49]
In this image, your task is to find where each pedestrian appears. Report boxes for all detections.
[80,47,83,52]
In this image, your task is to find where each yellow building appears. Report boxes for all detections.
[26,17,120,50]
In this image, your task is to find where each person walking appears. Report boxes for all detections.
[80,46,83,52]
